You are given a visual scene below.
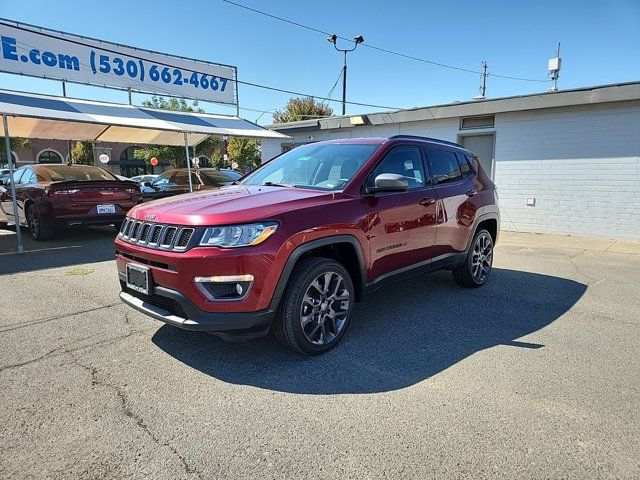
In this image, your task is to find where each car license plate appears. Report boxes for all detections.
[97,204,116,214]
[126,263,151,295]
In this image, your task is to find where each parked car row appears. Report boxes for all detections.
[0,165,243,239]
[0,164,142,240]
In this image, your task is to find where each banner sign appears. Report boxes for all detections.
[0,19,237,106]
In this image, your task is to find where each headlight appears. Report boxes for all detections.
[199,222,278,248]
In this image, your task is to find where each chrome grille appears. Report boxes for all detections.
[118,218,196,252]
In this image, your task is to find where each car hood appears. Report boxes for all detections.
[129,185,337,225]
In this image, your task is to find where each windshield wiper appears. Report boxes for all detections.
[261,181,290,187]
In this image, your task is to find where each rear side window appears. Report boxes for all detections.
[424,148,463,185]
[368,146,425,190]
[457,153,473,176]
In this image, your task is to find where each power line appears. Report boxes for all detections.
[0,20,402,110]
[221,0,551,83]
[323,68,343,107]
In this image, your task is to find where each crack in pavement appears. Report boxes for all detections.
[0,328,149,373]
[0,303,122,333]
[64,349,204,479]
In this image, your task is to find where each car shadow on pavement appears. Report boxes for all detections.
[0,226,117,275]
[152,268,587,394]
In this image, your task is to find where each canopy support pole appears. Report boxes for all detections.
[2,114,24,254]
[183,132,193,193]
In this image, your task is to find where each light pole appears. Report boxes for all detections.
[327,34,364,115]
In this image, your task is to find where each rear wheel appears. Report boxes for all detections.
[26,204,54,241]
[453,228,493,288]
[274,257,354,356]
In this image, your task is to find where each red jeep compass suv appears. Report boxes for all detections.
[116,136,499,355]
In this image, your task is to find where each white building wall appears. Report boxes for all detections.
[494,102,640,240]
[265,101,640,240]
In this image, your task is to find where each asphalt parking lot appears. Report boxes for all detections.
[1,227,639,479]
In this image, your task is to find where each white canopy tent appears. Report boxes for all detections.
[0,88,290,253]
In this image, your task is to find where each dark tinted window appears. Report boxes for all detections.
[424,148,463,184]
[198,170,234,186]
[36,165,118,182]
[456,153,473,176]
[368,146,425,190]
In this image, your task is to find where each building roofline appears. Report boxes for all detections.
[267,81,640,132]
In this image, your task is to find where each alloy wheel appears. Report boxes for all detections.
[300,271,350,345]
[27,207,39,239]
[471,232,493,283]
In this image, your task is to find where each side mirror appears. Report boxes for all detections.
[143,181,153,187]
[366,173,408,194]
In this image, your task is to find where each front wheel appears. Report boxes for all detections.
[26,204,54,241]
[274,257,354,356]
[453,228,494,288]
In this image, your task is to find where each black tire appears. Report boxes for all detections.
[453,228,494,288]
[273,257,355,356]
[26,203,54,241]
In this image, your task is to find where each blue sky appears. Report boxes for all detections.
[1,0,639,124]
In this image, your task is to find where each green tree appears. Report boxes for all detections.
[71,141,94,165]
[133,96,205,168]
[272,97,333,123]
[0,138,31,166]
[227,137,261,171]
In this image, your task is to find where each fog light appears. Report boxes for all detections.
[194,275,254,300]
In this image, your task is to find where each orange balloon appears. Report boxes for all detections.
[150,157,159,166]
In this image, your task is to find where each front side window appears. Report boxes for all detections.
[11,168,25,184]
[424,148,463,185]
[367,146,425,190]
[241,143,380,191]
[19,169,36,184]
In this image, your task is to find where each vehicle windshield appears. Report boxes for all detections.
[152,169,234,187]
[240,143,380,191]
[37,165,118,182]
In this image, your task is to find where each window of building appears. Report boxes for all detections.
[368,146,425,190]
[460,115,495,130]
[0,150,17,167]
[424,148,463,185]
[37,149,63,164]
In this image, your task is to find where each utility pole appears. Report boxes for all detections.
[327,34,364,115]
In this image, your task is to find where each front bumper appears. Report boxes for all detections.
[119,274,275,338]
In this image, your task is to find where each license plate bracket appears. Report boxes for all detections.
[126,263,151,295]
[97,204,116,214]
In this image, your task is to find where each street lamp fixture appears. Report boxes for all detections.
[326,33,365,115]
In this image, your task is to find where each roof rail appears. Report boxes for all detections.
[388,135,463,148]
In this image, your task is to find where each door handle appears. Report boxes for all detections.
[465,189,478,197]
[419,197,436,206]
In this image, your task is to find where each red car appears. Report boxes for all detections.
[116,136,499,355]
[0,164,142,240]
